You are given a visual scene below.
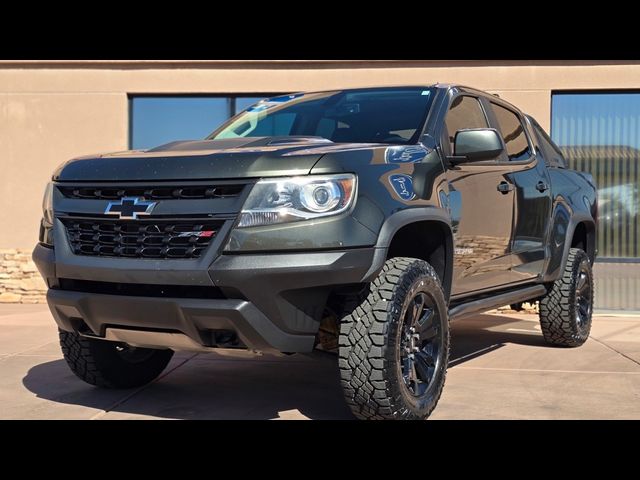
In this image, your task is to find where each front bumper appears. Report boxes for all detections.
[33,243,378,353]
[46,289,313,353]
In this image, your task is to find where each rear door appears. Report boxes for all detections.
[442,94,515,295]
[485,101,552,281]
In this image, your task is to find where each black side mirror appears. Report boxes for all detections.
[450,128,504,164]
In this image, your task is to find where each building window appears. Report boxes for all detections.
[130,95,271,150]
[552,92,640,260]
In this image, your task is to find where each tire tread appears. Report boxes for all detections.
[338,257,449,420]
[539,248,593,347]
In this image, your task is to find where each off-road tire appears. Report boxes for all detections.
[339,257,449,420]
[59,329,174,388]
[539,248,594,347]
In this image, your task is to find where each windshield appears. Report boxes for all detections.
[208,87,435,144]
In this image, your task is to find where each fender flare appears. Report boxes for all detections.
[562,213,597,263]
[544,211,597,283]
[361,207,454,298]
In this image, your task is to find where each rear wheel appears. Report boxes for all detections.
[59,330,174,388]
[338,257,449,420]
[539,248,593,347]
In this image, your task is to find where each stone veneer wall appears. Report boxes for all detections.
[0,249,47,303]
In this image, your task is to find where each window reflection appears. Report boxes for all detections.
[492,103,531,162]
[444,96,488,152]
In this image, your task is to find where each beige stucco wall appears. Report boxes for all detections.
[1,60,640,250]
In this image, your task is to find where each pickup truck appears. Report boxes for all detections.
[33,85,597,420]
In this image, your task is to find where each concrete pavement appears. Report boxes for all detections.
[1,304,639,419]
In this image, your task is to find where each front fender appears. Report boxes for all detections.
[362,207,454,297]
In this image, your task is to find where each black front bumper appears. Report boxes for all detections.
[33,244,378,353]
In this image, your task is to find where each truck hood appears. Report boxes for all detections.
[53,136,384,182]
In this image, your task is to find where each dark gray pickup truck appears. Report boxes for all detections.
[33,85,597,419]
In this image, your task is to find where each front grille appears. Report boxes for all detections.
[61,219,223,259]
[58,184,244,200]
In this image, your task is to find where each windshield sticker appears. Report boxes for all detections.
[385,145,429,164]
[389,174,416,201]
[246,104,270,113]
[268,93,304,103]
[246,93,304,113]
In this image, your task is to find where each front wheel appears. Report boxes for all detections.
[59,330,174,388]
[338,257,449,420]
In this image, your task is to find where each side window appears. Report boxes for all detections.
[529,117,567,168]
[444,96,488,153]
[491,103,532,161]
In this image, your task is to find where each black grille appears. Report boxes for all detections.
[58,184,244,200]
[61,219,223,259]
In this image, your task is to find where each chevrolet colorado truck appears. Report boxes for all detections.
[33,85,597,420]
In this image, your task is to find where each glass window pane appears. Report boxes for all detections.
[235,97,267,115]
[491,103,531,162]
[131,97,229,150]
[552,92,640,259]
[212,88,435,144]
[444,96,488,152]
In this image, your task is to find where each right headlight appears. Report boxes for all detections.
[237,174,357,228]
[39,182,55,247]
[42,182,54,225]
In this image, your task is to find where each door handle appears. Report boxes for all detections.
[497,181,514,194]
[536,181,549,193]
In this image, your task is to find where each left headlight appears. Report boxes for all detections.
[237,174,357,228]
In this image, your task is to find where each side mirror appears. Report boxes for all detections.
[451,128,504,163]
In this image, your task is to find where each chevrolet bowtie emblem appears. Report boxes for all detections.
[104,197,157,220]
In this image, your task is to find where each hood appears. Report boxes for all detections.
[53,136,384,182]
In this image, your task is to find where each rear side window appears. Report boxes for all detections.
[529,116,567,168]
[491,103,532,162]
[444,96,488,152]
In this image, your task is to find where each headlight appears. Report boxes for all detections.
[40,182,54,247]
[42,182,54,225]
[237,174,357,228]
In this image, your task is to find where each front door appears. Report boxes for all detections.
[442,95,515,296]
